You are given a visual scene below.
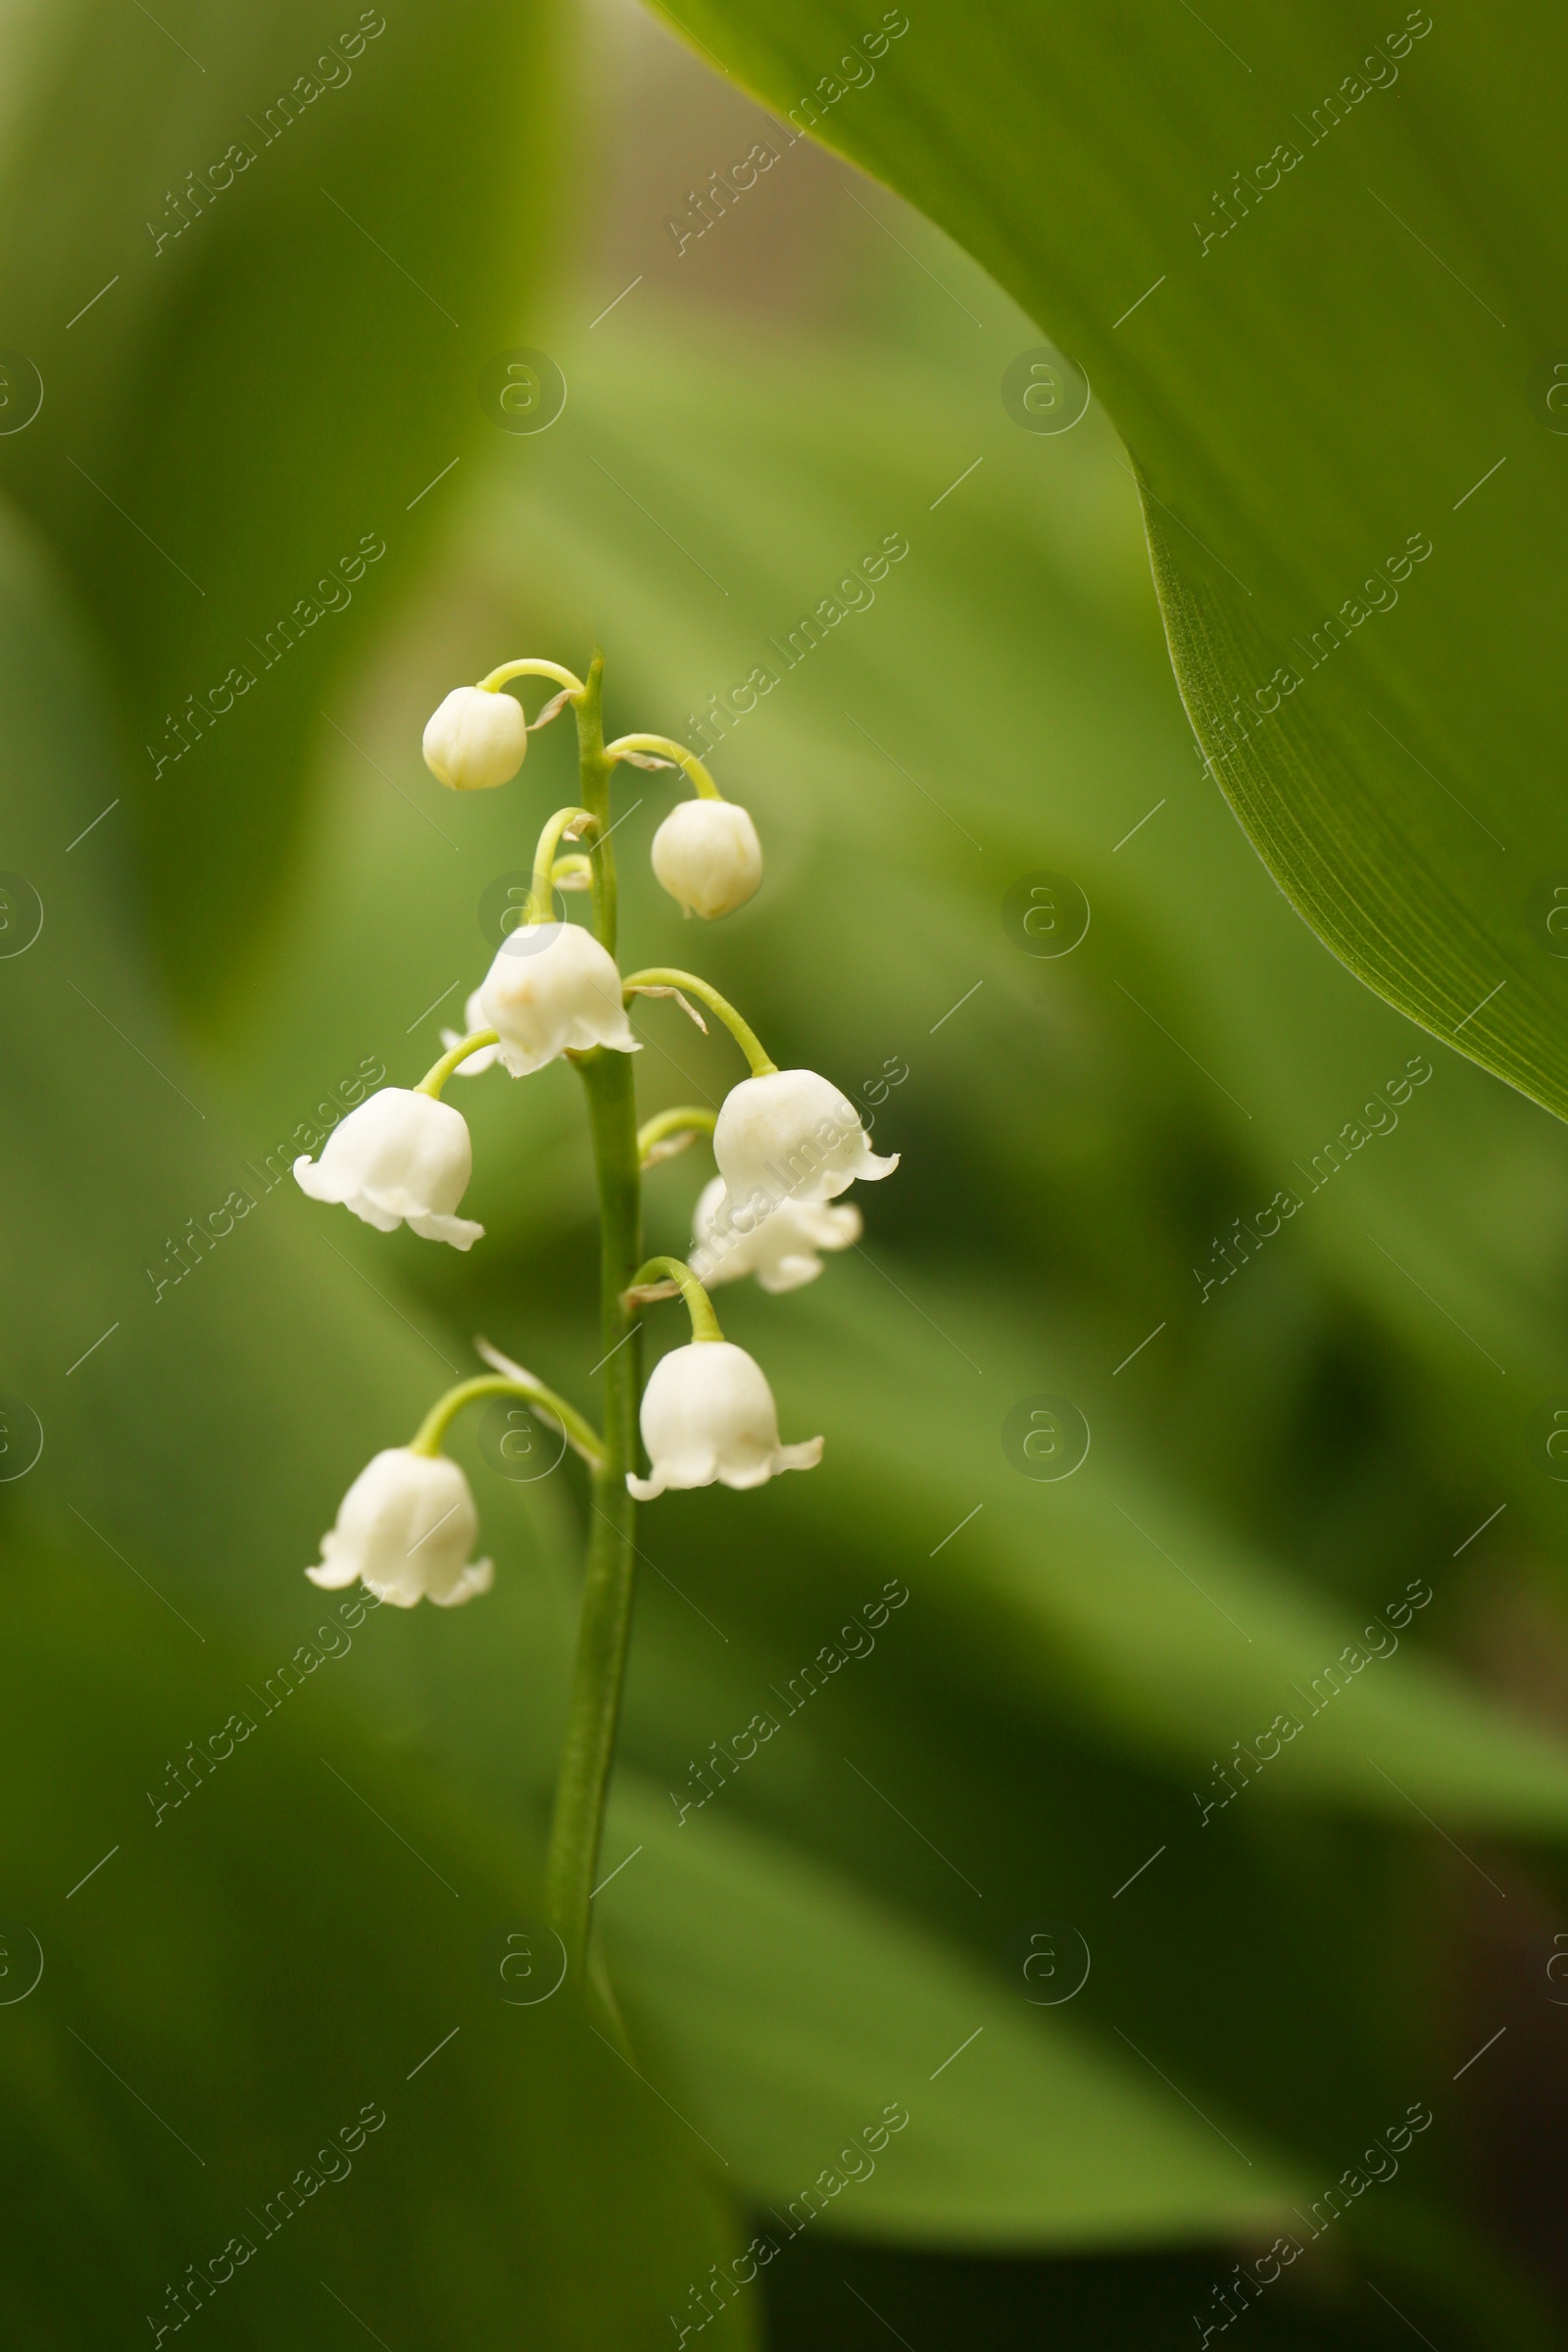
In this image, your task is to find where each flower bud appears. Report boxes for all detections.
[651,799,762,919]
[422,686,528,791]
[692,1174,860,1293]
[293,1088,484,1249]
[308,1447,494,1607]
[627,1341,821,1498]
[713,1068,898,1208]
[478,921,641,1076]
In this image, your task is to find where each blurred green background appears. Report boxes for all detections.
[4,0,1568,2343]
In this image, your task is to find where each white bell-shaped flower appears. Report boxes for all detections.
[692,1174,860,1293]
[628,1341,822,1498]
[307,1447,494,1608]
[422,686,528,791]
[713,1068,898,1207]
[440,987,503,1075]
[652,799,762,919]
[293,1088,484,1249]
[478,920,641,1077]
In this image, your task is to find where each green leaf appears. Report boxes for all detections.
[643,0,1568,1126]
[0,0,563,1004]
[0,1545,753,2348]
[601,1782,1298,2250]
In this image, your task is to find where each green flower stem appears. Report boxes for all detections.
[528,806,598,923]
[544,650,645,1980]
[572,655,617,952]
[621,968,778,1077]
[415,1030,500,1098]
[627,1254,724,1343]
[604,731,723,799]
[408,1375,604,1467]
[477,656,586,701]
[636,1105,717,1166]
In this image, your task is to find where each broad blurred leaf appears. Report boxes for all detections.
[0,0,563,1002]
[602,1785,1298,2248]
[645,0,1568,1131]
[0,1546,752,2348]
[706,1268,1568,1825]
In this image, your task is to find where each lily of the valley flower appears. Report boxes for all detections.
[713,1067,898,1208]
[441,987,503,1074]
[293,1088,484,1249]
[308,1447,494,1608]
[478,921,640,1076]
[652,799,762,920]
[692,1173,860,1293]
[628,1340,822,1498]
[422,686,528,791]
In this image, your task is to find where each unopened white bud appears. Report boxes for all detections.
[651,799,762,919]
[422,686,528,791]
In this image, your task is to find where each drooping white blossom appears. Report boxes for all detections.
[691,1173,860,1293]
[308,1447,494,1607]
[441,987,504,1075]
[712,1068,898,1209]
[293,1087,484,1249]
[422,686,528,791]
[651,799,762,920]
[477,921,641,1076]
[627,1341,821,1498]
